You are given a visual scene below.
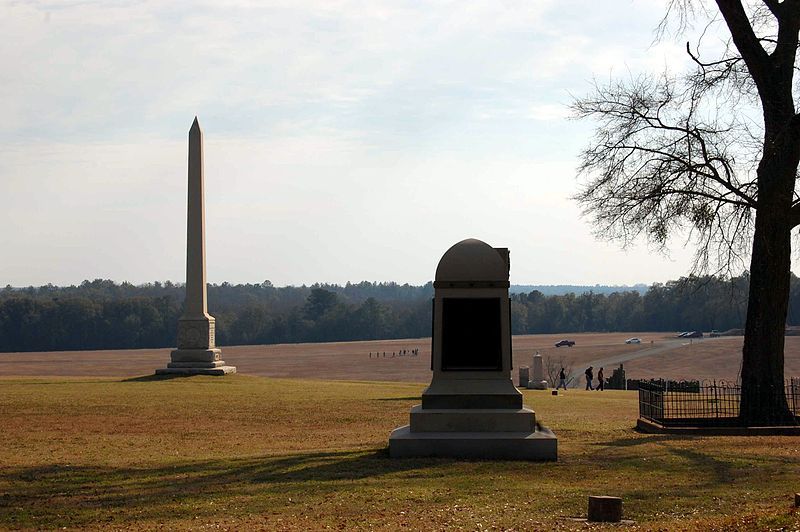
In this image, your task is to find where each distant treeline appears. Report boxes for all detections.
[509,284,648,296]
[0,280,432,352]
[4,274,800,352]
[510,275,752,334]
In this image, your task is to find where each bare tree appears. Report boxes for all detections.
[573,0,799,424]
[545,355,574,388]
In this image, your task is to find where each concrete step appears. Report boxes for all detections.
[388,424,557,460]
[409,405,535,432]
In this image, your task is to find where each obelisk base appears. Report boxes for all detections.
[156,348,236,376]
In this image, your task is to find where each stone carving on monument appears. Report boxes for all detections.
[156,117,236,376]
[388,238,557,460]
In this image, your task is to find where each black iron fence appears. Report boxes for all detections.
[639,378,800,426]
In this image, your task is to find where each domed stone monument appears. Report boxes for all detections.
[388,238,557,460]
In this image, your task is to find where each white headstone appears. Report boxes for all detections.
[528,352,548,389]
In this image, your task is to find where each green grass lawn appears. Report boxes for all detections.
[1,375,798,530]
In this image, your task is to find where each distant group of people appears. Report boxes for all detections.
[583,365,604,391]
[369,348,419,358]
[554,365,605,391]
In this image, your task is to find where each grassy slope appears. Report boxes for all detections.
[0,375,798,531]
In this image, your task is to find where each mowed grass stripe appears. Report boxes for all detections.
[0,375,798,530]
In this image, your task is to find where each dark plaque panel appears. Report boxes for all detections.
[441,297,502,371]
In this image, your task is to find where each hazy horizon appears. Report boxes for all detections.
[2,1,788,287]
[0,279,659,293]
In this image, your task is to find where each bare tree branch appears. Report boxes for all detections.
[573,0,800,423]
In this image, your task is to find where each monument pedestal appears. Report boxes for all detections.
[389,425,557,460]
[156,347,236,375]
[422,379,522,409]
[389,391,557,460]
[157,308,235,375]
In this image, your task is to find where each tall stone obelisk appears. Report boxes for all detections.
[157,117,236,376]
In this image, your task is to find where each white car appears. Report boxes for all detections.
[625,337,641,344]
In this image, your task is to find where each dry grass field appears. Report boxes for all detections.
[1,375,799,531]
[3,333,799,529]
[2,332,799,383]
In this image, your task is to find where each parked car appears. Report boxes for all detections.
[555,339,575,347]
[684,331,703,338]
[625,337,641,344]
[709,330,721,337]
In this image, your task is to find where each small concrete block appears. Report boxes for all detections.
[588,496,622,522]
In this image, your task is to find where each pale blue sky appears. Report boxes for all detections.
[1,0,740,287]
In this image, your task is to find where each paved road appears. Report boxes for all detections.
[585,336,729,371]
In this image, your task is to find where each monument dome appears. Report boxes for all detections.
[435,238,508,282]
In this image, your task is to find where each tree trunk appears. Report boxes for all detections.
[740,200,794,425]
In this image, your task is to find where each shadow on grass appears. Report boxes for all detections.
[668,447,734,484]
[122,374,199,382]
[593,433,769,487]
[600,434,692,447]
[0,448,449,527]
[373,397,421,402]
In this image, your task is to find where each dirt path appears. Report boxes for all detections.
[1,333,797,383]
[585,337,729,371]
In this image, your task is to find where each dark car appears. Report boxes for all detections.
[684,331,703,338]
[555,340,575,347]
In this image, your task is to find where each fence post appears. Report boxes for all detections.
[713,380,720,419]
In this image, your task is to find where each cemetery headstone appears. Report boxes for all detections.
[527,352,548,389]
[518,366,530,388]
[607,364,626,389]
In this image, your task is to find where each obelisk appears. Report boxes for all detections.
[157,117,236,376]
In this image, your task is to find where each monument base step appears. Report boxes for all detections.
[410,405,535,432]
[167,361,226,369]
[155,366,236,376]
[421,394,523,409]
[388,425,557,460]
[422,379,523,409]
[526,381,548,390]
[170,348,221,363]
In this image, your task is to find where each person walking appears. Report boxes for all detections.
[596,367,605,391]
[558,367,568,390]
[584,366,594,390]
